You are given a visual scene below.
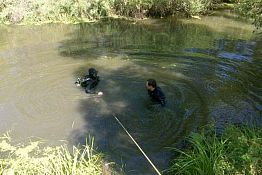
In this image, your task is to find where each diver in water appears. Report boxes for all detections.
[146,79,166,107]
[75,68,100,94]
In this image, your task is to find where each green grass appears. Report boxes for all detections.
[0,132,104,175]
[166,125,262,175]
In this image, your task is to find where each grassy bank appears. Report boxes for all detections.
[166,125,262,175]
[0,133,105,175]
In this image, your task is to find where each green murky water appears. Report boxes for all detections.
[0,12,261,174]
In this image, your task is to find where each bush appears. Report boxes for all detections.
[0,0,220,24]
[113,0,153,18]
[183,0,215,15]
[235,0,262,28]
[113,0,217,17]
[0,0,113,24]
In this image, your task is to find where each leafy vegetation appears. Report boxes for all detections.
[0,0,260,27]
[166,125,262,175]
[113,0,218,18]
[0,0,113,24]
[0,133,105,175]
[0,0,219,24]
[235,0,262,28]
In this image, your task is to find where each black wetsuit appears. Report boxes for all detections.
[80,75,100,93]
[148,86,166,106]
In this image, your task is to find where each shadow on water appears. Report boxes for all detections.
[58,18,262,174]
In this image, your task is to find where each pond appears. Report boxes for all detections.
[0,12,261,174]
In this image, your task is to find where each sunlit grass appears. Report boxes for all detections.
[0,133,104,175]
[166,125,262,175]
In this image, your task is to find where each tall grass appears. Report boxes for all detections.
[0,133,104,175]
[167,132,227,175]
[166,125,262,175]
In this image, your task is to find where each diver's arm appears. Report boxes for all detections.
[85,89,97,94]
[157,94,166,106]
[81,76,91,82]
[159,98,166,107]
[157,89,166,107]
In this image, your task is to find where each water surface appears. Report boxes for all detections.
[0,13,261,174]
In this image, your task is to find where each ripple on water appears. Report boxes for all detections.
[0,20,261,175]
[122,79,209,150]
[12,63,82,121]
[210,100,262,135]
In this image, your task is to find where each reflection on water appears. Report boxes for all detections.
[185,39,255,61]
[0,16,261,174]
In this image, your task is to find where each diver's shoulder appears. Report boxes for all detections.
[156,86,165,95]
[156,86,163,91]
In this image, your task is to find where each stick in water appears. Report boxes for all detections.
[113,114,162,175]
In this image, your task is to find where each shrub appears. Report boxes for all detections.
[0,0,113,24]
[0,0,220,24]
[235,0,262,28]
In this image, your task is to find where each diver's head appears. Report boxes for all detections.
[146,79,156,92]
[88,68,98,78]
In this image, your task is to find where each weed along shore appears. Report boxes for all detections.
[1,125,261,174]
[0,0,261,174]
[0,133,105,175]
